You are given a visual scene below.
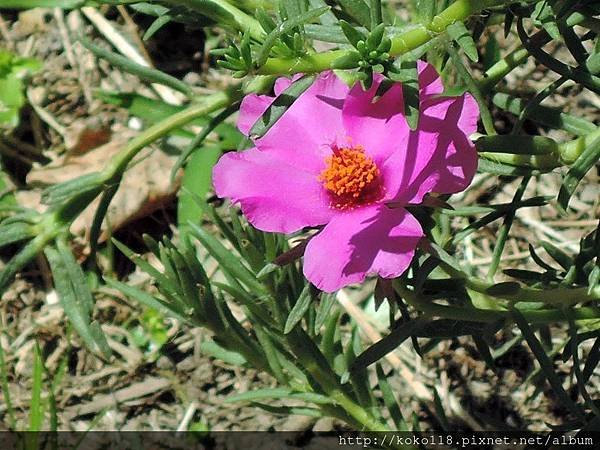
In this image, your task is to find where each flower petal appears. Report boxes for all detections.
[381,93,479,204]
[213,148,334,233]
[342,74,409,164]
[340,62,446,164]
[254,71,350,173]
[274,75,299,95]
[237,93,275,136]
[303,205,423,292]
[236,74,301,136]
[417,60,444,98]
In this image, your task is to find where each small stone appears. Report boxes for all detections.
[156,355,173,370]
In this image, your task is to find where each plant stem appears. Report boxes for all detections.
[370,0,382,29]
[258,0,521,74]
[163,0,265,40]
[559,126,600,165]
[478,123,600,170]
[478,31,551,92]
[106,89,239,178]
[486,176,530,279]
[394,281,600,325]
[53,86,242,227]
[438,259,600,307]
[285,328,392,432]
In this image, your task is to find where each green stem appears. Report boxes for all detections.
[162,0,264,40]
[559,126,600,165]
[105,89,239,178]
[486,176,530,279]
[51,86,242,227]
[478,151,561,171]
[479,31,551,92]
[478,123,600,170]
[395,281,600,325]
[258,0,514,74]
[438,260,600,307]
[285,328,391,431]
[479,46,529,92]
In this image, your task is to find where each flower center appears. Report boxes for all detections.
[318,145,382,209]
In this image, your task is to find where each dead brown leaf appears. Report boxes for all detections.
[19,128,181,242]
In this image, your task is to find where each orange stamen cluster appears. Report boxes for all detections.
[319,146,382,209]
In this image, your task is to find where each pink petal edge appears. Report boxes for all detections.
[253,71,350,173]
[303,205,423,292]
[341,73,409,165]
[380,92,479,205]
[212,148,334,234]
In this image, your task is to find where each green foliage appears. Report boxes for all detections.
[130,308,169,354]
[255,6,330,66]
[447,21,478,62]
[0,50,40,130]
[79,36,193,98]
[0,0,138,7]
[45,240,112,359]
[248,75,316,138]
[176,145,222,226]
[558,135,600,211]
[337,21,393,88]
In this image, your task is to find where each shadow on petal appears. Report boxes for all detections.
[383,94,479,205]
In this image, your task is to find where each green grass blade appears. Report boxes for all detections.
[432,387,450,431]
[224,387,332,404]
[350,319,427,373]
[0,222,35,248]
[188,222,266,294]
[447,21,478,61]
[582,337,600,383]
[375,364,407,430]
[28,343,43,432]
[315,292,336,333]
[112,238,181,296]
[200,340,247,366]
[104,277,188,322]
[249,402,323,417]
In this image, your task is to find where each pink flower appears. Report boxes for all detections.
[213,62,479,292]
